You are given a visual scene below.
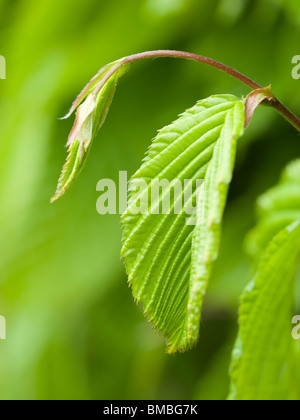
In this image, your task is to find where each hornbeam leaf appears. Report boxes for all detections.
[229,222,300,400]
[51,60,129,202]
[121,95,245,353]
[62,59,127,120]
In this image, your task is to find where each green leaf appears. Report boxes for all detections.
[62,59,128,120]
[246,159,300,258]
[229,221,300,400]
[121,95,245,353]
[51,60,129,202]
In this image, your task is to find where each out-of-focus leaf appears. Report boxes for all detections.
[229,222,300,400]
[246,159,300,258]
[121,95,245,353]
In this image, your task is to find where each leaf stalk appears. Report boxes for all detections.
[124,50,300,132]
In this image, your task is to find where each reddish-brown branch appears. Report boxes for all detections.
[122,50,300,132]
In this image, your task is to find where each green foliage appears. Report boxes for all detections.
[121,95,245,353]
[246,159,300,259]
[229,222,300,400]
[229,159,300,400]
[2,0,300,401]
[51,60,129,202]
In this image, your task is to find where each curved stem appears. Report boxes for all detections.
[269,98,300,132]
[124,50,300,132]
[125,50,262,90]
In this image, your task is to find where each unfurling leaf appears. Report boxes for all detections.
[244,85,274,128]
[229,222,300,400]
[121,95,245,353]
[51,59,129,202]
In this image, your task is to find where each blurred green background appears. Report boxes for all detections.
[0,0,300,400]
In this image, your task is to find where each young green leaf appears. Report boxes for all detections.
[246,159,300,258]
[51,59,129,202]
[121,95,245,353]
[229,222,300,400]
